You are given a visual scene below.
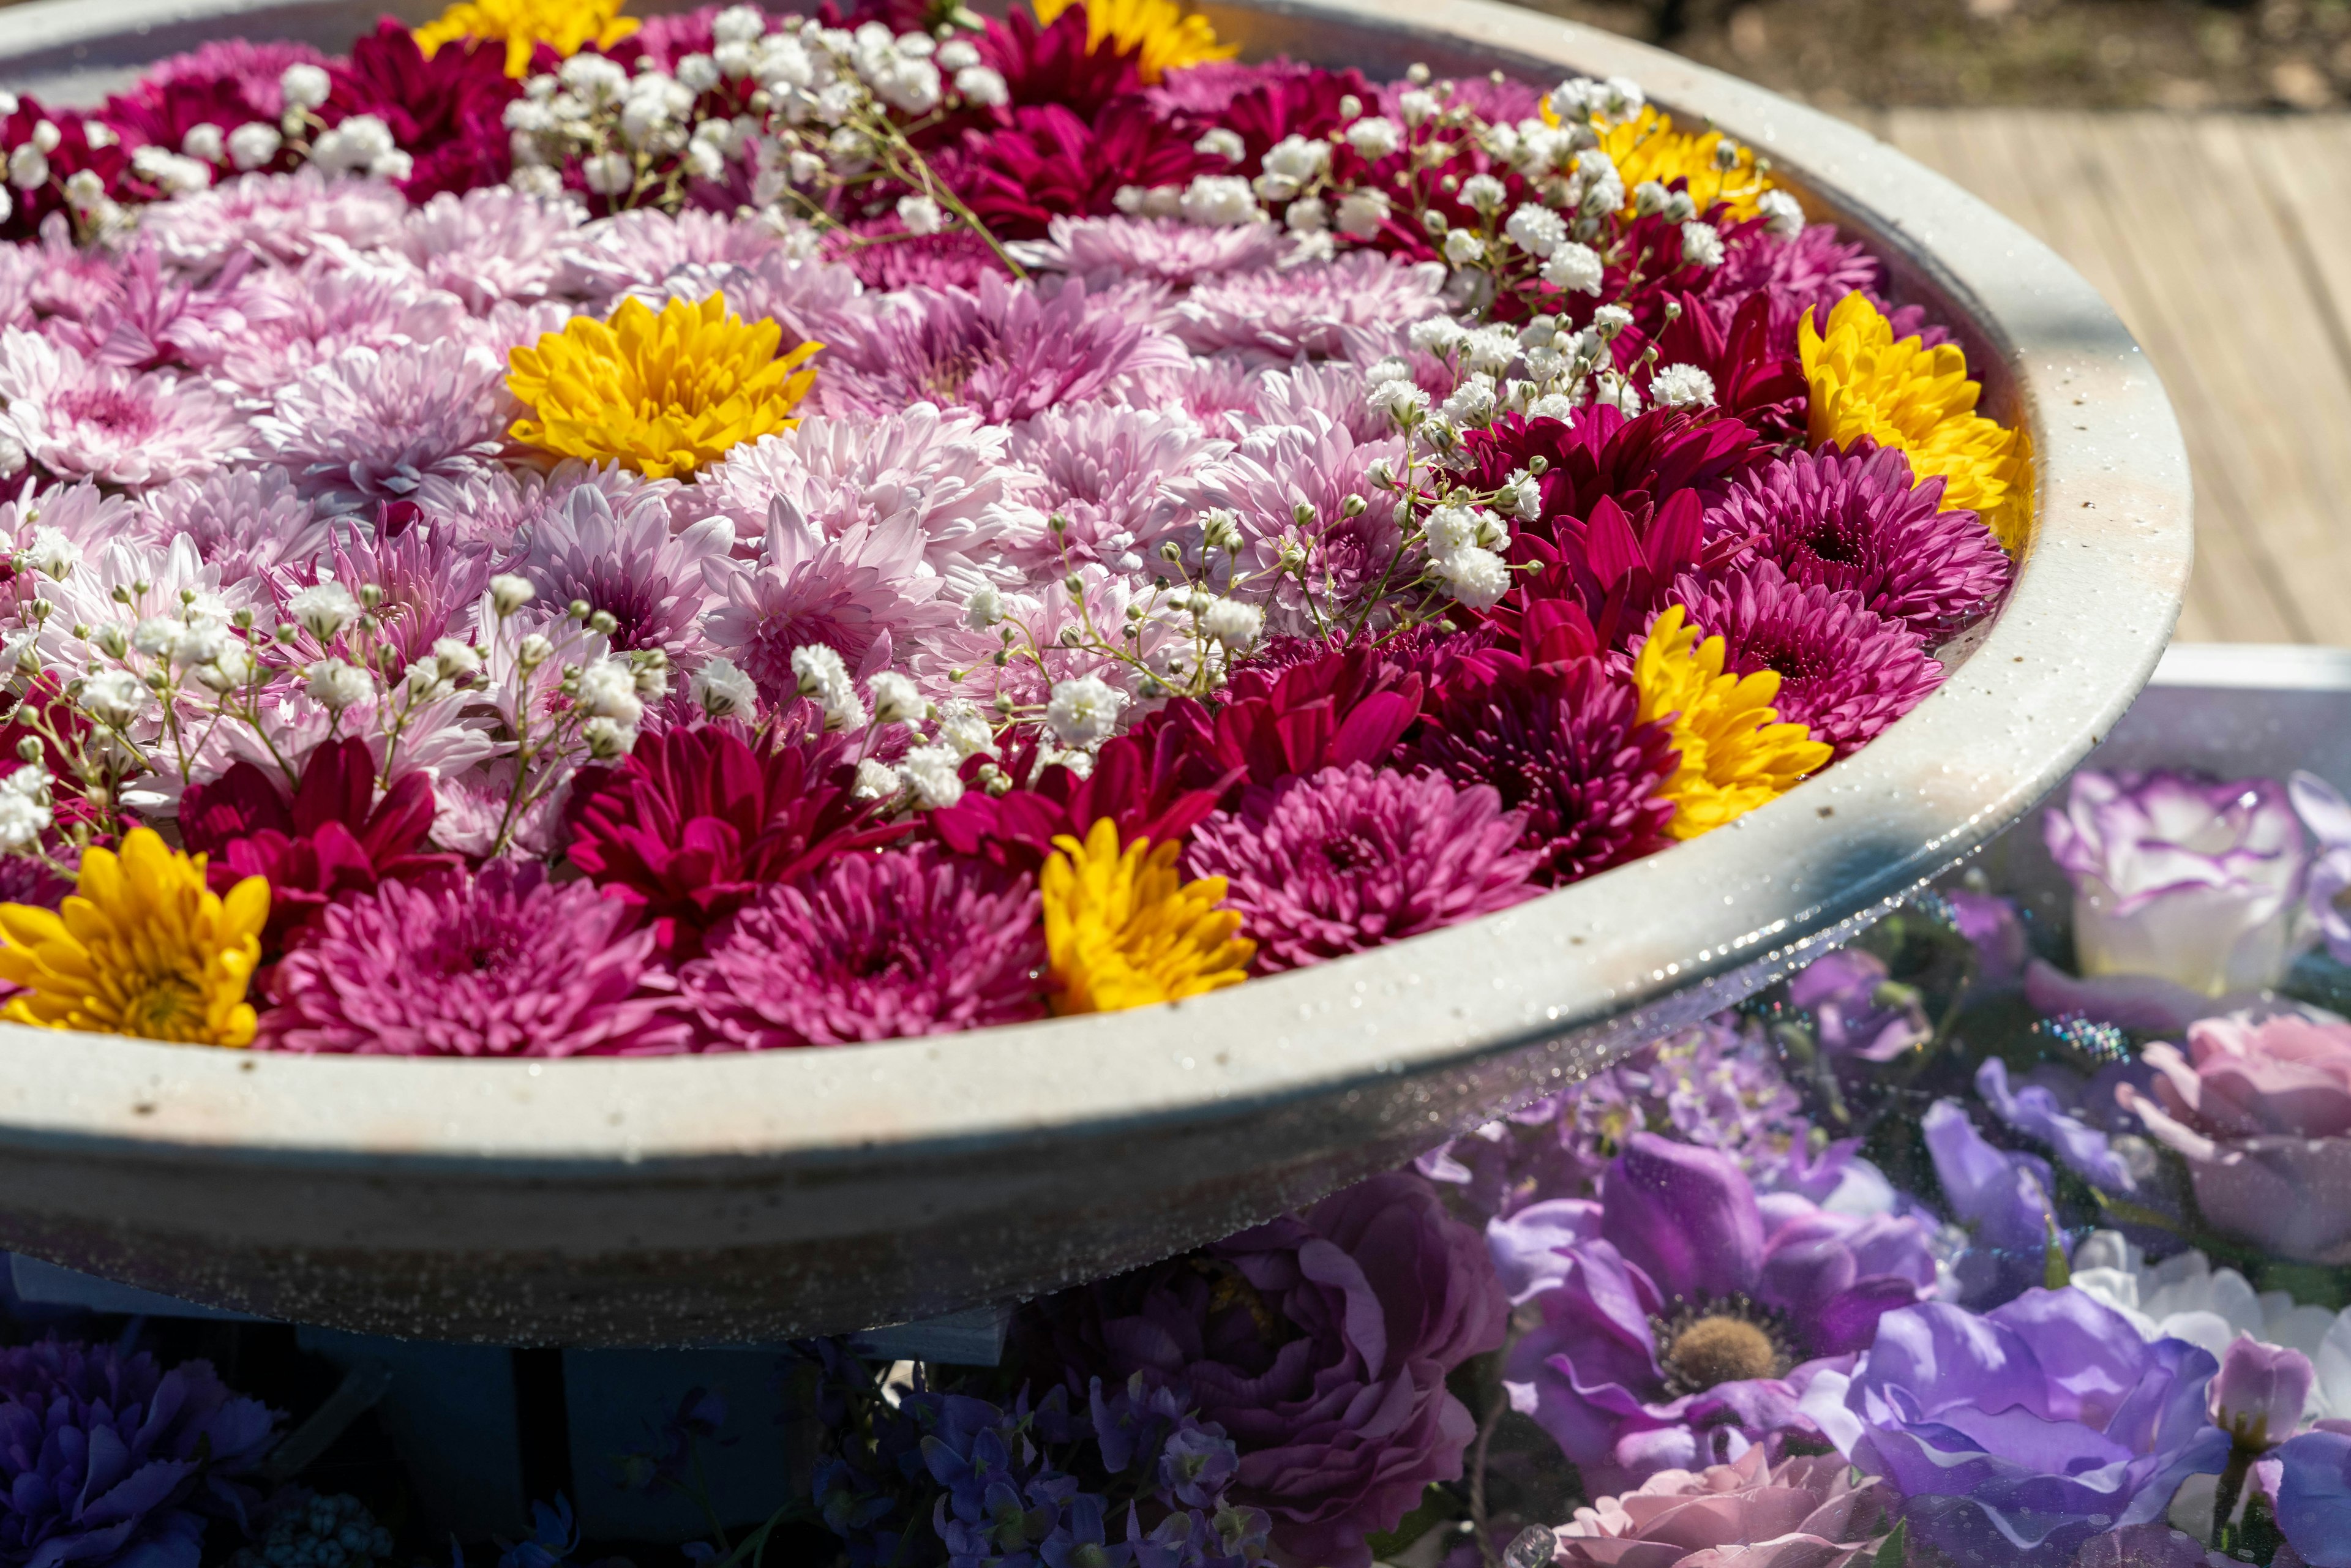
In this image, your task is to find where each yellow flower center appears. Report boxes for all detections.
[1030,0,1238,83]
[414,0,639,78]
[506,293,824,480]
[1657,1308,1788,1394]
[1633,604,1832,841]
[1040,817,1254,1014]
[0,828,268,1048]
[1800,291,2029,552]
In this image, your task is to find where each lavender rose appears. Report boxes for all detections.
[0,1337,279,1568]
[2120,1013,2351,1263]
[2042,770,2308,997]
[1019,1172,1507,1568]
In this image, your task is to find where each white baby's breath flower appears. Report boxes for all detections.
[896,194,943,236]
[581,716,638,760]
[227,122,282,171]
[305,658,372,713]
[1179,174,1261,227]
[489,574,536,617]
[575,659,644,724]
[77,669,149,729]
[1758,188,1805,239]
[852,756,901,801]
[0,789,51,852]
[1044,675,1124,748]
[130,618,179,658]
[690,656,759,719]
[1458,174,1505,214]
[898,744,964,809]
[868,670,926,726]
[1679,220,1727,269]
[1197,598,1262,650]
[934,699,996,759]
[280,63,331,111]
[1334,187,1390,240]
[1434,544,1511,610]
[1504,202,1567,257]
[1194,127,1245,162]
[1540,241,1605,295]
[1344,116,1401,159]
[1442,228,1486,268]
[1650,363,1717,409]
[287,580,360,643]
[953,65,1008,107]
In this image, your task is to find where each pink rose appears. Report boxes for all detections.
[1554,1448,1892,1567]
[2121,1013,2351,1262]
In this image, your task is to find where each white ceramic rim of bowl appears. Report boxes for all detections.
[0,1,2187,1181]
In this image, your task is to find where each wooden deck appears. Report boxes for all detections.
[1854,110,2351,645]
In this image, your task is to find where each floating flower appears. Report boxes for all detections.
[2042,770,2308,997]
[1030,0,1238,84]
[506,294,823,479]
[412,0,637,78]
[257,861,688,1056]
[1800,293,2027,550]
[1922,1097,2061,1307]
[0,828,268,1048]
[1185,763,1540,970]
[1555,1448,1895,1568]
[1632,604,1831,840]
[1040,817,1253,1013]
[1786,947,1930,1062]
[678,845,1046,1048]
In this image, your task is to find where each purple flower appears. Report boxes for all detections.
[2043,770,2308,997]
[1921,1098,2059,1307]
[2213,1335,2314,1452]
[1499,1135,1933,1494]
[0,1337,280,1568]
[1975,1057,2139,1193]
[1670,560,1944,760]
[1805,1289,2229,1568]
[1787,948,1929,1062]
[516,482,730,662]
[677,846,1047,1049]
[1016,214,1287,288]
[1024,1172,1505,1568]
[250,338,513,516]
[2278,1427,2351,1567]
[257,863,691,1057]
[1169,251,1446,358]
[703,508,959,703]
[1183,763,1540,970]
[1946,888,2029,987]
[2293,769,2351,968]
[1701,443,2011,641]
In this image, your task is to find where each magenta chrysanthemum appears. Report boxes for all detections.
[678,844,1046,1048]
[705,508,959,701]
[257,861,690,1057]
[135,467,329,583]
[1185,763,1540,970]
[517,483,732,661]
[1668,559,1946,760]
[1704,443,2012,639]
[812,273,1187,424]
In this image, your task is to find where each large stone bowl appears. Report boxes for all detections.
[0,0,2191,1346]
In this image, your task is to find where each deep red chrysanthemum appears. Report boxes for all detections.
[1702,443,2012,640]
[178,737,457,951]
[0,100,133,242]
[1667,560,1945,760]
[324,21,518,203]
[1186,762,1541,970]
[1141,636,1427,800]
[944,102,1217,241]
[1629,291,1806,443]
[1409,652,1677,887]
[928,723,1232,874]
[678,844,1047,1048]
[563,722,902,959]
[974,6,1142,121]
[1168,65,1368,168]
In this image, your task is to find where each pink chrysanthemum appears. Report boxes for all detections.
[1667,560,1944,760]
[1254,360,1387,443]
[0,329,242,490]
[811,273,1188,424]
[1185,763,1541,971]
[413,460,662,558]
[554,208,790,309]
[1013,215,1288,288]
[257,861,691,1057]
[307,519,497,670]
[1117,353,1262,437]
[1171,251,1447,358]
[1005,402,1226,571]
[705,507,959,700]
[399,187,583,313]
[250,338,511,513]
[137,167,410,276]
[830,220,1006,293]
[0,481,137,555]
[1411,651,1680,887]
[135,466,329,583]
[1704,443,2012,640]
[178,257,470,399]
[677,844,1046,1048]
[518,483,731,661]
[686,402,1039,570]
[31,243,251,373]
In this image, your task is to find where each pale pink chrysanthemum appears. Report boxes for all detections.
[0,244,36,336]
[517,482,733,661]
[32,243,254,372]
[0,479,137,560]
[181,258,468,400]
[1254,359,1388,443]
[553,208,789,309]
[427,759,565,860]
[703,503,960,701]
[257,861,692,1058]
[0,329,243,490]
[684,403,1042,569]
[1171,252,1447,358]
[809,273,1188,425]
[1003,402,1228,572]
[616,254,866,350]
[454,299,579,359]
[20,224,121,326]
[1117,353,1262,438]
[905,562,1172,710]
[399,187,585,313]
[30,533,266,670]
[294,520,498,670]
[1011,214,1289,290]
[249,337,511,514]
[1174,412,1406,636]
[411,460,670,557]
[135,465,329,583]
[139,167,411,276]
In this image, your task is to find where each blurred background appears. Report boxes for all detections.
[1525,0,2351,645]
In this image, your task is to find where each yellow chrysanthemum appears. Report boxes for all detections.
[1633,605,1832,841]
[1041,818,1254,1015]
[1595,106,1771,222]
[1030,0,1237,83]
[1800,291,2028,552]
[414,0,638,78]
[507,293,822,479]
[0,828,268,1046]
